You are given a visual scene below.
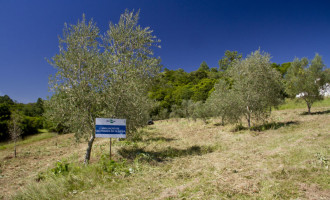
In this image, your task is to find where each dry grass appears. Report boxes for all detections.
[1,106,329,200]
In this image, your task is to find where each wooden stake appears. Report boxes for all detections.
[110,138,112,160]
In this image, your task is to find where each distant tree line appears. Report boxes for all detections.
[0,95,46,142]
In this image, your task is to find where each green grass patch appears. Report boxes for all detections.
[277,98,330,110]
[0,130,57,150]
[13,155,138,200]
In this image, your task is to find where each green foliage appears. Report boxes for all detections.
[20,116,43,138]
[199,61,210,71]
[324,68,330,83]
[0,96,45,142]
[51,161,70,176]
[0,120,9,141]
[23,98,44,117]
[285,54,326,113]
[206,79,242,125]
[149,68,219,118]
[191,78,217,102]
[0,103,11,121]
[99,155,132,176]
[0,103,11,141]
[218,50,242,71]
[272,62,291,77]
[0,95,14,105]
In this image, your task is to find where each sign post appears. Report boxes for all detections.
[95,118,126,160]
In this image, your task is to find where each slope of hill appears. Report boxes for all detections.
[1,106,329,200]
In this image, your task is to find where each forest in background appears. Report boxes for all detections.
[149,51,292,119]
[0,96,46,142]
[0,50,305,143]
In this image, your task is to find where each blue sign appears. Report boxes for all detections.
[95,118,126,138]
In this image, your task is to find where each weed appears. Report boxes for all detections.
[315,153,329,169]
[99,154,132,176]
[51,160,70,175]
[35,172,46,182]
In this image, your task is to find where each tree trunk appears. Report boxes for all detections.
[84,134,95,165]
[304,99,312,115]
[246,106,251,129]
[14,140,17,158]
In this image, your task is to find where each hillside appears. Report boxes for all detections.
[0,106,329,199]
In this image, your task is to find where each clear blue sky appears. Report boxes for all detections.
[1,0,330,103]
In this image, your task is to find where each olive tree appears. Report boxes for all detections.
[285,54,326,114]
[230,50,283,127]
[209,50,283,128]
[46,11,161,164]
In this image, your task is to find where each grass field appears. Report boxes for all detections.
[0,130,57,151]
[0,101,329,199]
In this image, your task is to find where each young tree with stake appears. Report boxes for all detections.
[9,111,22,158]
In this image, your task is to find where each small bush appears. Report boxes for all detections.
[99,155,132,176]
[51,161,70,176]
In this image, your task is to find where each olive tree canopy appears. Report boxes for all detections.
[208,50,283,128]
[46,10,161,164]
[285,54,326,114]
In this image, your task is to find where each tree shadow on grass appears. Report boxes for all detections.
[250,121,299,132]
[232,121,299,132]
[118,145,216,163]
[214,123,224,127]
[300,110,330,116]
[144,136,176,142]
[129,136,176,143]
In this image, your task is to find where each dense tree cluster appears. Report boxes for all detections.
[149,62,219,118]
[0,95,45,142]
